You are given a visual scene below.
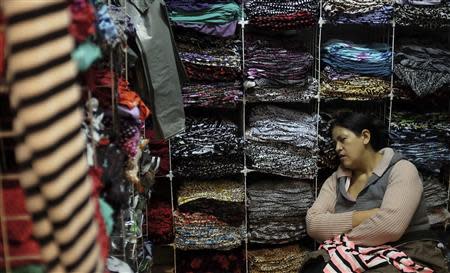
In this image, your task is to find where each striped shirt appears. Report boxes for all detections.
[3,1,103,272]
[320,234,434,273]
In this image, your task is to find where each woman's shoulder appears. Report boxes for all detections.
[391,159,419,174]
[389,159,421,184]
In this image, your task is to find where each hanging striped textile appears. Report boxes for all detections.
[3,1,103,272]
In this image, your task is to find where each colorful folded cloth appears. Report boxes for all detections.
[249,245,309,273]
[177,179,245,225]
[174,211,244,250]
[322,39,392,77]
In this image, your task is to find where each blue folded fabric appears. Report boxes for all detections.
[322,39,392,77]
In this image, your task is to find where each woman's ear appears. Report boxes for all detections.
[361,129,371,145]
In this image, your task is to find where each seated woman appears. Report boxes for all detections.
[301,112,448,273]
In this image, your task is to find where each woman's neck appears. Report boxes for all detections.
[353,149,383,177]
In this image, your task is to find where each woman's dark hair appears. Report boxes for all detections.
[331,112,388,151]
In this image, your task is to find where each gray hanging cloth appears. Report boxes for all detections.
[127,0,186,139]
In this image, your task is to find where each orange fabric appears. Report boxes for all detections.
[118,78,151,121]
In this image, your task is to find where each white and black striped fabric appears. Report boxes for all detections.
[3,1,103,272]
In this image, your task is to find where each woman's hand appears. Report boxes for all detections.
[352,208,380,228]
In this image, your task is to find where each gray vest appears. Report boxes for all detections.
[335,152,430,240]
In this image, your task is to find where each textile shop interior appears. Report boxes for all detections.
[0,0,450,273]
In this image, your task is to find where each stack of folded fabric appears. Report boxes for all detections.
[182,81,243,108]
[171,117,243,178]
[423,175,448,210]
[177,179,245,225]
[166,0,240,38]
[249,245,309,273]
[245,0,319,30]
[245,38,316,102]
[318,113,339,170]
[321,40,392,100]
[423,173,450,226]
[146,200,174,245]
[323,0,393,24]
[390,112,450,174]
[247,77,318,103]
[178,248,245,273]
[246,105,318,179]
[246,38,314,87]
[394,43,450,97]
[174,211,245,250]
[394,0,450,28]
[248,179,313,244]
[176,34,241,82]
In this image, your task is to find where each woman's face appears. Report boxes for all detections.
[331,125,367,169]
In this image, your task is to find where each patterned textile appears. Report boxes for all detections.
[177,179,245,225]
[249,245,309,273]
[321,66,390,100]
[323,0,393,24]
[246,105,318,179]
[174,211,245,250]
[176,34,241,82]
[248,179,313,244]
[395,0,450,28]
[322,39,392,77]
[394,43,450,96]
[320,234,433,273]
[245,0,318,30]
[182,82,242,108]
[171,117,243,178]
[390,112,450,173]
[246,77,318,103]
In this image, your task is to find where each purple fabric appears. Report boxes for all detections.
[173,21,237,37]
[118,105,140,121]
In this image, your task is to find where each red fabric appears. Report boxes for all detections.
[89,167,110,263]
[146,200,173,244]
[69,0,96,42]
[0,179,32,243]
[89,69,113,110]
[118,78,151,121]
[0,179,41,268]
[145,129,169,176]
[89,69,151,122]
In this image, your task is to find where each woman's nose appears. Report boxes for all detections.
[335,142,342,153]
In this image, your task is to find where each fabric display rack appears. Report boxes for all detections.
[164,0,450,272]
[0,1,450,273]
